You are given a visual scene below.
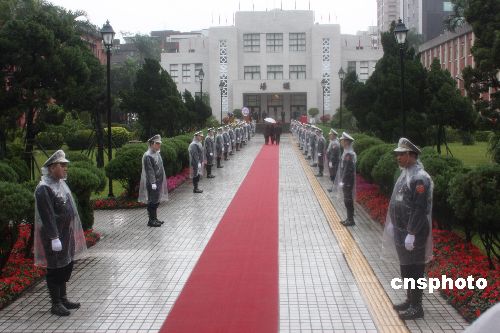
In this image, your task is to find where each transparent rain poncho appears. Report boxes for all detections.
[331,144,357,201]
[189,139,204,178]
[138,148,168,204]
[34,172,87,268]
[381,161,433,265]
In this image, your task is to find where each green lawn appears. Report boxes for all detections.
[434,142,493,168]
[32,147,125,199]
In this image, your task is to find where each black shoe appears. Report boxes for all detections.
[393,300,410,311]
[51,303,70,316]
[61,297,80,310]
[193,188,203,193]
[327,188,333,192]
[217,165,224,168]
[316,173,323,177]
[341,219,355,226]
[312,163,318,167]
[398,305,424,320]
[154,218,165,224]
[147,219,161,227]
[207,175,215,178]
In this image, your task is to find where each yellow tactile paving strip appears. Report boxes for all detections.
[292,139,409,333]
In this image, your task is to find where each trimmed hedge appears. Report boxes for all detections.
[0,162,19,183]
[358,144,394,182]
[35,131,64,150]
[372,151,399,196]
[104,127,132,148]
[65,129,94,151]
[354,136,385,156]
[6,158,30,183]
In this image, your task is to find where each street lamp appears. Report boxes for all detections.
[394,18,408,137]
[219,81,224,124]
[338,67,345,129]
[101,20,115,197]
[198,68,204,101]
[320,78,327,124]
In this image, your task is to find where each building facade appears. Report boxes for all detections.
[160,10,382,123]
[377,0,400,34]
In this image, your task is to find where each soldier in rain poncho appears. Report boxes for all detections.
[215,127,224,168]
[382,138,433,320]
[204,128,216,178]
[315,127,326,176]
[189,131,204,193]
[326,129,341,192]
[138,134,168,227]
[332,132,357,226]
[34,150,87,316]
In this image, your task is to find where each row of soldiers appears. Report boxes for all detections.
[140,121,255,227]
[290,120,357,226]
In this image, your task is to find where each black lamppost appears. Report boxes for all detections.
[394,18,408,137]
[219,81,224,124]
[198,68,204,101]
[101,20,115,197]
[321,78,326,123]
[338,67,345,129]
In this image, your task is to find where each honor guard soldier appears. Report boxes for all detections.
[139,134,168,227]
[34,150,87,316]
[315,127,326,176]
[189,131,204,193]
[332,132,357,226]
[326,129,341,191]
[382,138,433,320]
[215,127,224,168]
[310,126,318,166]
[222,126,231,160]
[228,125,235,155]
[235,123,242,151]
[204,128,216,178]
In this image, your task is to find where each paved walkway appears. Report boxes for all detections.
[0,134,469,332]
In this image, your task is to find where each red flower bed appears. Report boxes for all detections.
[355,174,500,322]
[0,224,100,310]
[93,168,191,210]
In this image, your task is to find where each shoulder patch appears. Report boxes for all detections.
[416,184,425,194]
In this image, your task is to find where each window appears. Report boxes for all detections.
[245,94,260,107]
[266,33,283,53]
[244,66,261,80]
[169,64,178,83]
[243,33,260,52]
[267,65,283,79]
[359,61,369,81]
[182,64,191,83]
[289,65,306,79]
[289,33,306,52]
[347,61,356,73]
[195,63,203,82]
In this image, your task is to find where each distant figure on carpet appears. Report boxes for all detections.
[34,150,87,316]
[274,122,283,145]
[139,134,168,227]
[382,138,433,320]
[264,123,273,145]
[281,110,286,123]
[332,132,356,226]
[204,128,216,178]
[189,131,204,193]
[326,129,341,192]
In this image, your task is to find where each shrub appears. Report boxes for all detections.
[420,154,464,230]
[420,146,438,157]
[0,162,19,183]
[65,129,94,151]
[66,161,106,230]
[160,143,179,177]
[461,130,475,145]
[320,114,331,124]
[448,165,500,269]
[358,144,394,182]
[445,127,461,143]
[205,116,220,129]
[7,157,30,183]
[308,108,319,118]
[474,131,493,142]
[0,181,34,271]
[106,147,144,198]
[65,152,92,163]
[103,127,131,148]
[169,139,189,168]
[487,131,500,164]
[6,142,24,160]
[372,151,399,196]
[35,131,64,150]
[354,136,385,156]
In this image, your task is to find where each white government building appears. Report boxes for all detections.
[160,9,382,123]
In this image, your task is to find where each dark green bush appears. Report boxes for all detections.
[7,157,30,182]
[65,152,92,163]
[358,144,394,182]
[160,142,179,177]
[420,146,438,157]
[104,127,131,148]
[106,147,144,198]
[0,181,34,270]
[474,131,493,142]
[36,131,64,150]
[372,151,399,196]
[445,127,461,143]
[354,136,385,156]
[6,142,24,159]
[65,129,94,150]
[448,165,500,269]
[169,138,189,168]
[66,161,106,230]
[487,131,500,164]
[461,131,475,145]
[0,162,19,183]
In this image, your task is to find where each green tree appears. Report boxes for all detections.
[122,58,187,138]
[0,0,105,171]
[123,33,161,63]
[425,59,476,154]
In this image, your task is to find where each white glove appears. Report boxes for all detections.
[318,153,322,157]
[405,234,415,251]
[329,162,333,168]
[198,163,202,169]
[210,153,213,156]
[151,183,157,190]
[51,238,62,252]
[339,182,344,188]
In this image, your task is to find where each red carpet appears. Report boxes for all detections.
[160,145,279,333]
